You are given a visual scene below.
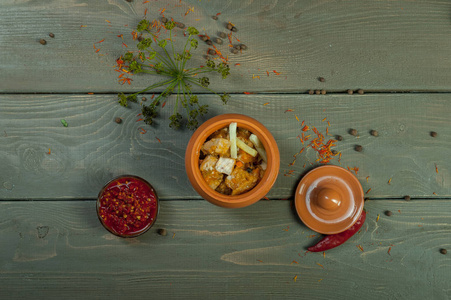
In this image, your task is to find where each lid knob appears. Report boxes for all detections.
[316,188,341,211]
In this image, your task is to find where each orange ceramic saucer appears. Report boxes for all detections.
[295,165,364,234]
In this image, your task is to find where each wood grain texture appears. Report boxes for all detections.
[1,93,450,200]
[1,0,450,93]
[0,199,450,299]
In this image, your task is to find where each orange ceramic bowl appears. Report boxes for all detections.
[185,114,280,208]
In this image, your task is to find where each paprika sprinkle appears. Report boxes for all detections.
[97,176,159,237]
[307,210,366,252]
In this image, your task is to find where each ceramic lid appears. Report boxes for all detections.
[295,165,364,234]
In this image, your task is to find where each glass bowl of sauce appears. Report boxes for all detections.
[97,175,159,237]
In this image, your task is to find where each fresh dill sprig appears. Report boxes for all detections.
[116,19,230,130]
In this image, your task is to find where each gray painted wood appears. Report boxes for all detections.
[0,199,450,299]
[1,93,450,200]
[1,0,450,93]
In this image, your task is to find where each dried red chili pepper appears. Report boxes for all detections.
[307,210,366,252]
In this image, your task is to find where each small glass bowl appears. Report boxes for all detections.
[96,175,159,238]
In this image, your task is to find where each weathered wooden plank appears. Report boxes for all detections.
[1,0,450,93]
[0,199,450,299]
[1,93,450,199]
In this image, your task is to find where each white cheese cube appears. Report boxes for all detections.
[215,157,236,175]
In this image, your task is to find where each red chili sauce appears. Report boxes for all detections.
[98,177,158,237]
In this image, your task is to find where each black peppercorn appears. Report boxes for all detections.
[321,90,326,95]
[240,44,248,50]
[231,26,238,32]
[208,49,216,55]
[141,97,147,102]
[347,89,354,95]
[318,77,325,82]
[206,40,213,45]
[332,150,338,155]
[234,45,241,50]
[355,145,363,152]
[308,90,314,95]
[138,36,143,42]
[370,130,379,137]
[315,90,321,95]
[385,210,393,216]
[430,131,437,137]
[440,248,447,255]
[218,32,227,38]
[39,39,47,45]
[226,23,233,30]
[200,35,208,41]
[214,38,223,45]
[114,117,122,124]
[357,89,364,95]
[49,33,55,38]
[246,167,253,173]
[161,17,168,23]
[349,129,358,136]
[212,15,218,20]
[158,228,167,236]
[176,22,185,29]
[336,135,343,141]
[231,48,238,54]
[404,195,411,201]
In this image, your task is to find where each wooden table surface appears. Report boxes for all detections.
[1,0,450,299]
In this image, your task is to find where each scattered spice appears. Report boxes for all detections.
[357,245,364,252]
[316,263,324,268]
[114,117,122,124]
[388,178,392,184]
[357,89,364,95]
[347,89,353,95]
[440,248,447,255]
[349,129,358,136]
[47,148,51,155]
[385,210,393,217]
[366,176,370,182]
[355,145,363,152]
[39,39,47,45]
[430,131,437,137]
[366,188,371,194]
[291,260,299,264]
[49,33,55,38]
[388,247,392,255]
[376,214,380,222]
[435,164,439,174]
[293,275,298,282]
[370,130,379,137]
[404,195,411,201]
[158,228,167,236]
